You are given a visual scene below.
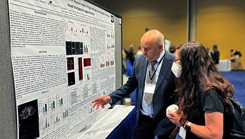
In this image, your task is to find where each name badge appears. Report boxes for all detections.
[144,84,156,94]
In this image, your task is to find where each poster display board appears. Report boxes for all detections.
[8,0,119,138]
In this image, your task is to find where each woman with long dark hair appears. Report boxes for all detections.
[167,41,234,139]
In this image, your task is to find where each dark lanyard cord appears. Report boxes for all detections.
[148,57,164,81]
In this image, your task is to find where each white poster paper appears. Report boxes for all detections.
[9,0,116,138]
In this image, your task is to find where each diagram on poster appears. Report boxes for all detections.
[9,0,116,138]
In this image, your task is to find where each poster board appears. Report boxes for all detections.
[7,0,122,138]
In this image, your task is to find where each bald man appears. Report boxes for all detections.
[92,29,176,139]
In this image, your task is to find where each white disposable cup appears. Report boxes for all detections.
[166,104,179,114]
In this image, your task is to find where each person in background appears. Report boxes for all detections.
[125,53,133,77]
[126,43,136,65]
[205,46,212,57]
[169,44,176,54]
[136,46,143,56]
[211,44,220,65]
[92,29,176,139]
[122,45,133,77]
[230,49,241,70]
[166,41,234,139]
[122,47,127,75]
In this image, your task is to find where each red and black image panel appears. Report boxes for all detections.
[67,57,74,71]
[84,58,91,67]
[78,57,83,80]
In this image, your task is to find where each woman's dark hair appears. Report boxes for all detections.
[176,41,234,112]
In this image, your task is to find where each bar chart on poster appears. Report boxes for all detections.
[8,0,122,138]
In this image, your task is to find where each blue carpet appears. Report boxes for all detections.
[220,70,245,105]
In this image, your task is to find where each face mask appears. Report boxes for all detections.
[171,62,182,78]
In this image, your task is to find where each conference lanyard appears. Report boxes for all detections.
[148,56,164,81]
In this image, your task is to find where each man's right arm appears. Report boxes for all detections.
[92,96,111,109]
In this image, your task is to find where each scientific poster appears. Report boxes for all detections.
[9,0,116,138]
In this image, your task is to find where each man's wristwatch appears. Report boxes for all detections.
[184,121,192,131]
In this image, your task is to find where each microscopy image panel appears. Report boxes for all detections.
[18,99,39,139]
[78,57,83,80]
[66,41,72,55]
[68,72,75,86]
[67,57,74,71]
[84,58,91,67]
